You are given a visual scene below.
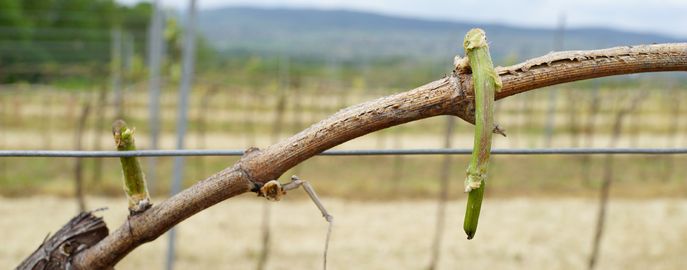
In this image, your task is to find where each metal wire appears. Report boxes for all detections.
[1,148,687,158]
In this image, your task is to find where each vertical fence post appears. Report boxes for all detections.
[122,31,134,118]
[242,88,256,146]
[92,84,108,184]
[195,85,217,180]
[42,89,52,149]
[148,0,164,193]
[523,93,537,147]
[543,13,566,147]
[291,77,305,176]
[588,93,643,270]
[582,84,601,186]
[11,90,23,127]
[628,90,641,148]
[428,116,456,270]
[74,100,91,213]
[0,93,5,182]
[111,28,123,120]
[567,89,580,147]
[664,87,679,182]
[390,128,404,195]
[166,0,197,269]
[256,55,289,270]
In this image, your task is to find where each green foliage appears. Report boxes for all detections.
[160,17,216,85]
[0,0,154,84]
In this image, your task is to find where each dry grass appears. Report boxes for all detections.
[2,86,686,150]
[2,196,687,269]
[3,154,686,199]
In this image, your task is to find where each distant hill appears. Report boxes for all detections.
[197,7,681,62]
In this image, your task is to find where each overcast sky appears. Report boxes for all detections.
[118,0,687,39]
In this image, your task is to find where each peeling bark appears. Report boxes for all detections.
[17,212,109,270]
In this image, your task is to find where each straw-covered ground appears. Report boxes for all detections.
[2,196,686,269]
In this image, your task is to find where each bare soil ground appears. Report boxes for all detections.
[2,196,686,269]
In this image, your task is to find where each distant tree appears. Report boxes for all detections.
[0,0,32,82]
[0,0,157,84]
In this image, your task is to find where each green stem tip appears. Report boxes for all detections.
[112,119,152,214]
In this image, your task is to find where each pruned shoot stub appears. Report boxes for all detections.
[112,119,152,215]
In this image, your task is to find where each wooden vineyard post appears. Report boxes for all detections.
[256,77,289,270]
[428,116,456,270]
[588,93,644,270]
[73,101,91,212]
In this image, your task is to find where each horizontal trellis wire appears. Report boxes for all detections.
[1,148,687,158]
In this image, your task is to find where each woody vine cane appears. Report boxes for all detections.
[46,40,684,269]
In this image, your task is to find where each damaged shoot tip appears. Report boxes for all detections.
[112,119,152,215]
[462,28,500,240]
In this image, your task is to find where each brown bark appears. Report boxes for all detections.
[62,43,687,269]
[17,211,108,270]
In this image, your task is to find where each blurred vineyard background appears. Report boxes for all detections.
[1,1,687,269]
[2,84,687,199]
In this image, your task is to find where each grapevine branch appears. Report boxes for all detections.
[64,43,687,269]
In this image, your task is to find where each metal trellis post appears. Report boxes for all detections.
[166,0,197,269]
